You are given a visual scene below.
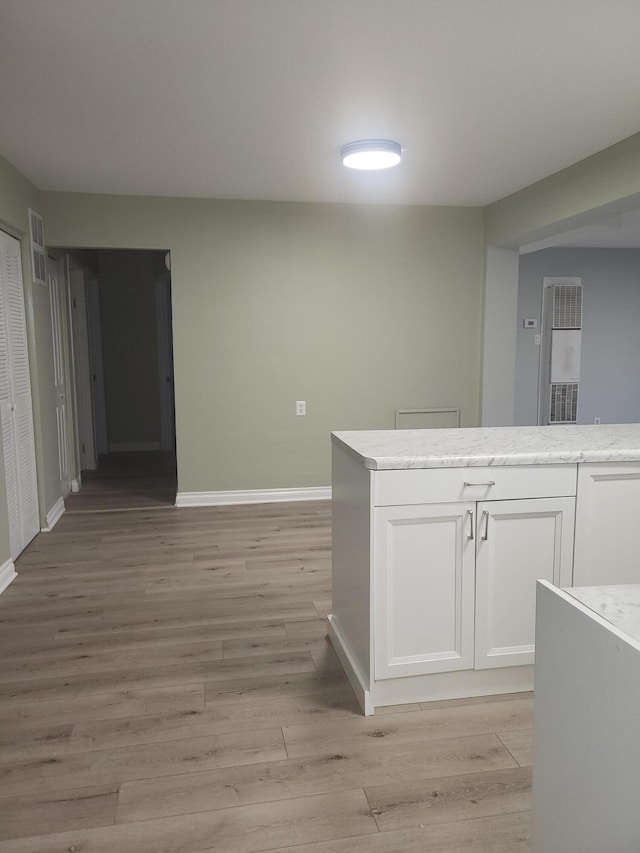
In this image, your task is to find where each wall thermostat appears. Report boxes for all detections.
[523,318,538,329]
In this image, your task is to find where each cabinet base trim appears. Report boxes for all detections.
[0,559,17,595]
[371,665,534,709]
[327,615,373,716]
[176,487,331,507]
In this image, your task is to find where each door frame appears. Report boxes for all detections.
[47,253,72,497]
[68,258,97,472]
[86,274,108,457]
[155,273,176,452]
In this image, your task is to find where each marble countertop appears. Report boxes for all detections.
[331,423,640,470]
[567,585,640,645]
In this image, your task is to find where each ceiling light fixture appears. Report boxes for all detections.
[341,139,402,170]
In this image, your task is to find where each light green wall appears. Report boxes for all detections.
[43,193,485,492]
[98,250,162,446]
[0,154,60,552]
[485,132,640,247]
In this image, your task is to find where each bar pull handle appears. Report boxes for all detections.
[467,509,474,540]
[481,510,490,541]
[463,480,496,488]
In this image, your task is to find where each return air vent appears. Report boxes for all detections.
[28,209,46,285]
[539,278,582,425]
[552,283,582,329]
[549,383,579,424]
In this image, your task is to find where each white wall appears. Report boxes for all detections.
[44,193,485,493]
[481,246,519,425]
[515,247,640,425]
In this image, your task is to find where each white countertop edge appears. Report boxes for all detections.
[331,425,640,470]
[363,449,640,470]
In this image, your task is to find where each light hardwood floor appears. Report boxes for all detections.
[0,499,532,852]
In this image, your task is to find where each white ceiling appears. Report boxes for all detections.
[2,0,640,209]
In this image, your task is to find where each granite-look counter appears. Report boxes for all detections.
[331,423,640,470]
[566,584,640,644]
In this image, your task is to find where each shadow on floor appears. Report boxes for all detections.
[64,451,177,512]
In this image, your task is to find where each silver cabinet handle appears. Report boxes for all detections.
[467,509,474,540]
[464,480,495,488]
[481,510,490,541]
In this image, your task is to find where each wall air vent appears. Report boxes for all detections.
[549,382,579,424]
[552,283,582,329]
[28,208,46,285]
[539,278,583,425]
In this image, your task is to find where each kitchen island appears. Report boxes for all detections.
[329,424,640,714]
[534,581,640,852]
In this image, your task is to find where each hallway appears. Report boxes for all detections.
[64,452,177,513]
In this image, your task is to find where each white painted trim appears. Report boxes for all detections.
[108,442,161,453]
[71,477,81,493]
[327,614,373,715]
[42,497,65,532]
[175,486,331,507]
[0,559,17,595]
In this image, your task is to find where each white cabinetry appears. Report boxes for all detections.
[534,582,640,853]
[329,441,578,714]
[374,502,475,678]
[474,497,574,669]
[573,462,640,586]
[374,474,575,681]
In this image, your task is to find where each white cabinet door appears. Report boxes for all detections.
[474,497,575,669]
[573,463,640,586]
[374,502,475,678]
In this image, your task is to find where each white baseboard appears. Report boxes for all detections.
[175,486,332,507]
[327,614,373,715]
[0,559,17,595]
[108,442,161,453]
[42,496,65,532]
[71,477,81,493]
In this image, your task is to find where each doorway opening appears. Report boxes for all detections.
[61,248,177,511]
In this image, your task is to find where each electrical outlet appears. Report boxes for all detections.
[296,400,306,416]
[594,417,601,424]
[534,334,541,346]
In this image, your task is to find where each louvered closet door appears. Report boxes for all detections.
[0,231,39,559]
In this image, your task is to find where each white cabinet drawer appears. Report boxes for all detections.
[373,464,577,506]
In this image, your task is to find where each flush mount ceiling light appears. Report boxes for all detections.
[341,139,402,170]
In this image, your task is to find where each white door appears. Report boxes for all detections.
[48,256,71,496]
[0,230,40,559]
[474,496,575,669]
[374,502,475,678]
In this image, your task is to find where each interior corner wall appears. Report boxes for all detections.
[42,193,485,493]
[0,154,61,547]
[515,247,640,425]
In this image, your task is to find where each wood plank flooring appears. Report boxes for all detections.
[0,498,532,851]
[64,451,177,512]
